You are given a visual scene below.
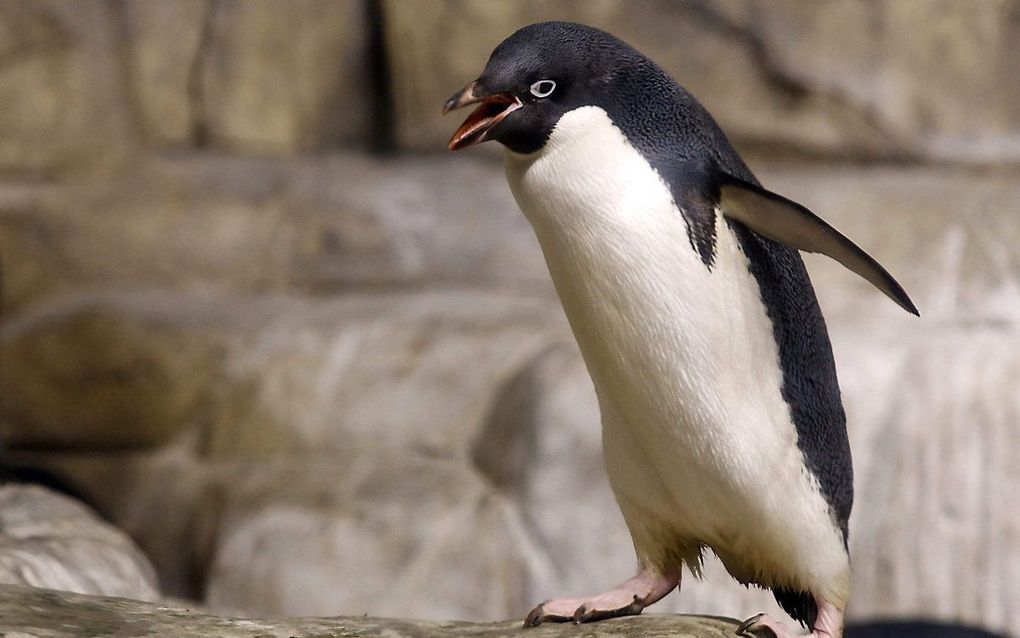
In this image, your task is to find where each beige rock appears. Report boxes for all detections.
[0,1,131,173]
[384,1,1020,163]
[198,0,371,152]
[0,485,159,601]
[0,583,740,638]
[0,290,564,451]
[124,0,210,146]
[0,296,223,449]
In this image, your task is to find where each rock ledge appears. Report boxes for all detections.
[1,584,740,638]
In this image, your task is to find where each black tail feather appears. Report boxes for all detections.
[772,586,817,629]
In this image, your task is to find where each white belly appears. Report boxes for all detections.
[504,107,848,599]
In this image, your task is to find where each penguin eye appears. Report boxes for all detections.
[529,79,556,99]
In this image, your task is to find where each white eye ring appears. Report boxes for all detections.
[530,79,556,98]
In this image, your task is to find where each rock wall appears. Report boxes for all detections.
[0,2,1018,637]
[4,1,1020,173]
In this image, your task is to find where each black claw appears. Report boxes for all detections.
[736,613,764,636]
[571,604,596,624]
[523,604,545,628]
[524,602,575,628]
[735,613,779,638]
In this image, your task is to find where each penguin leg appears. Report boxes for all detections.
[736,599,844,638]
[523,567,679,627]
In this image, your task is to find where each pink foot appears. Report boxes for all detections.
[736,600,844,638]
[523,568,680,627]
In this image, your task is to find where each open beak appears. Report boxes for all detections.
[443,81,523,151]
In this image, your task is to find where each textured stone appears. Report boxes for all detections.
[124,0,210,146]
[0,153,546,316]
[756,1,1020,163]
[203,454,532,619]
[835,324,1020,635]
[0,297,224,449]
[198,0,371,152]
[0,485,158,601]
[384,0,1020,163]
[0,584,740,638]
[0,290,564,451]
[0,1,131,173]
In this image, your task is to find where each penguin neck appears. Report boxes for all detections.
[503,106,715,406]
[505,106,668,234]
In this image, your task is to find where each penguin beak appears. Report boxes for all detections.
[443,81,523,151]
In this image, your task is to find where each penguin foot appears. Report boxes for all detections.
[523,569,679,627]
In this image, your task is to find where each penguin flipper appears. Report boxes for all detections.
[717,176,919,316]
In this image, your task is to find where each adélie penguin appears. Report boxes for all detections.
[444,22,918,638]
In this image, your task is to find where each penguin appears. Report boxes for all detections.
[443,22,917,638]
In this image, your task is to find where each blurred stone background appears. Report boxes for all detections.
[0,0,1017,635]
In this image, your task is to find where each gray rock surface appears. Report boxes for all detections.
[754,1,1020,164]
[0,153,547,315]
[0,485,159,601]
[0,583,740,638]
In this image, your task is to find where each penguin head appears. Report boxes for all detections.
[444,22,641,154]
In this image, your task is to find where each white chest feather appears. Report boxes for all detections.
[504,107,848,598]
